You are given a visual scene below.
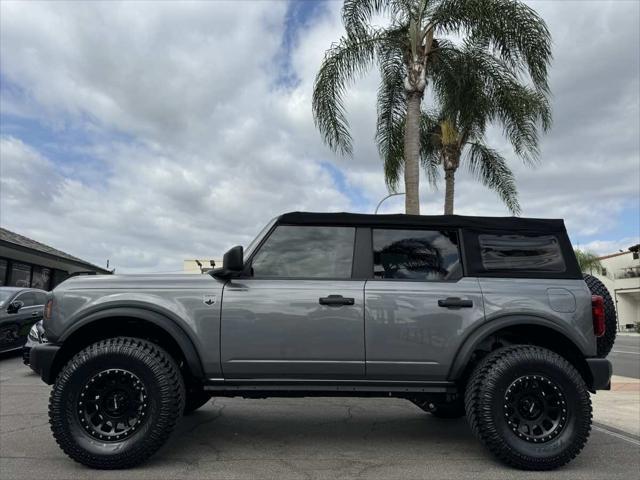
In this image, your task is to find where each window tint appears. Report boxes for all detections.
[34,292,48,306]
[251,226,355,278]
[373,229,461,280]
[479,234,565,272]
[16,292,37,307]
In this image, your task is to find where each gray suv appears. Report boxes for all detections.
[30,212,613,470]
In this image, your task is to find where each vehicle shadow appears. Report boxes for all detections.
[158,397,482,464]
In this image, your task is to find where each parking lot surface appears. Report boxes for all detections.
[1,354,639,480]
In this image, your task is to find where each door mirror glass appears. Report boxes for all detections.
[223,246,244,272]
[7,300,24,314]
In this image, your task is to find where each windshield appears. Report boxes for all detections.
[243,217,277,260]
[0,290,15,307]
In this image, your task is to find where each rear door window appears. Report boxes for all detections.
[372,229,461,281]
[478,234,565,272]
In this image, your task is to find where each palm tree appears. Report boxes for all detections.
[385,44,551,215]
[313,0,551,215]
[574,249,603,275]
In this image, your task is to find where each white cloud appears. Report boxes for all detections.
[0,0,638,272]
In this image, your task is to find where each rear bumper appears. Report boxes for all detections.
[30,343,61,384]
[586,358,612,391]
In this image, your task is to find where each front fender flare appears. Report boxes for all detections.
[59,307,204,379]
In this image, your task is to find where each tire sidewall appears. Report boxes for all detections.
[476,351,591,465]
[59,353,162,457]
[50,339,184,467]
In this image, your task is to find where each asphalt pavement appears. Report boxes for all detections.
[1,354,639,480]
[610,334,640,379]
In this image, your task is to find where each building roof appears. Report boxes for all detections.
[0,227,111,274]
[597,244,640,261]
[278,211,568,233]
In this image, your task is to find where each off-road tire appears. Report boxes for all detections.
[410,397,465,419]
[583,273,617,357]
[184,388,211,415]
[49,337,185,469]
[465,345,591,470]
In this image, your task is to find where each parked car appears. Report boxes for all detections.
[0,287,47,354]
[23,319,47,366]
[29,212,614,470]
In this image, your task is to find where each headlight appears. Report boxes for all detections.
[28,323,41,342]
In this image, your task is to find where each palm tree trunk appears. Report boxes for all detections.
[444,167,456,215]
[404,91,423,215]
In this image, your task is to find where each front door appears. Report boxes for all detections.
[221,225,365,379]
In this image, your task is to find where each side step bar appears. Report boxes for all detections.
[203,378,456,394]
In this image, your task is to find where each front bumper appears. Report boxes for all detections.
[29,343,61,384]
[586,358,612,391]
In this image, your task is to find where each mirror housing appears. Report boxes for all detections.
[7,300,24,314]
[212,246,244,279]
[223,245,244,271]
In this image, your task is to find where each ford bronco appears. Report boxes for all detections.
[30,212,614,470]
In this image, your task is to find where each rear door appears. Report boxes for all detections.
[364,228,484,380]
[221,225,365,379]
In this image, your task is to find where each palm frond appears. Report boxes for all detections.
[431,0,552,92]
[574,249,604,274]
[420,110,442,186]
[465,141,521,215]
[342,0,415,35]
[376,28,407,190]
[312,29,388,156]
[431,43,550,163]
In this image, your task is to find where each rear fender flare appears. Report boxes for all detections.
[448,315,587,381]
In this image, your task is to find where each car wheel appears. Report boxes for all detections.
[465,345,591,470]
[49,337,185,469]
[583,273,617,358]
[410,396,465,418]
[184,387,211,415]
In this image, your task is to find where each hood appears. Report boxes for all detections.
[55,273,221,291]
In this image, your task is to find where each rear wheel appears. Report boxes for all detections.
[49,337,185,469]
[583,273,617,357]
[465,345,591,470]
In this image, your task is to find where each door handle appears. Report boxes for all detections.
[438,297,473,309]
[319,295,355,306]
[31,312,40,317]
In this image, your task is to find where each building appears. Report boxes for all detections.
[183,259,222,274]
[594,244,640,330]
[0,227,111,290]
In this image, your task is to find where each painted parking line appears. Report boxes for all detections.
[593,424,640,446]
[611,350,640,355]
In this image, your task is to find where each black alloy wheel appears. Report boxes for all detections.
[77,368,150,442]
[465,345,592,470]
[503,374,567,443]
[50,337,185,469]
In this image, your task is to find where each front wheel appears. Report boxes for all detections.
[49,337,185,469]
[465,346,591,470]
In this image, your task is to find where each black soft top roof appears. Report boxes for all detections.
[278,211,568,233]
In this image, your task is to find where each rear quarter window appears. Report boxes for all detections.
[478,234,566,272]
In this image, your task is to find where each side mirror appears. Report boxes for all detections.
[223,245,244,272]
[7,300,24,314]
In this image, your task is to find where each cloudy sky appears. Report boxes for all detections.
[1,0,638,273]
